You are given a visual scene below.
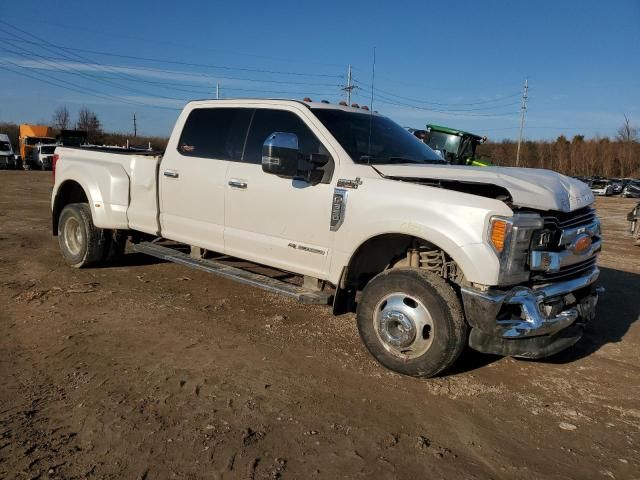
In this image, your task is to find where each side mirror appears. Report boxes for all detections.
[262,132,299,178]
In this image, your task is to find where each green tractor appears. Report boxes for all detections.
[411,124,491,166]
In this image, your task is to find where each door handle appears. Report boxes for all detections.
[228,179,248,189]
[163,170,179,178]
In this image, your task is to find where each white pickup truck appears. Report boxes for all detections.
[51,99,603,377]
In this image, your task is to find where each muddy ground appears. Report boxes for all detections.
[1,170,639,479]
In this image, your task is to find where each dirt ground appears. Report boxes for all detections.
[1,171,639,480]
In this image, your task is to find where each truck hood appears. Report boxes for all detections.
[373,164,594,212]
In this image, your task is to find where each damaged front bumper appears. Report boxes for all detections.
[461,268,603,358]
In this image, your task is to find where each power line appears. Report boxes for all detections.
[0,34,344,79]
[17,17,348,69]
[0,24,189,103]
[355,79,522,107]
[371,92,520,117]
[2,49,344,99]
[0,42,186,102]
[0,23,164,91]
[0,60,181,110]
[1,49,343,87]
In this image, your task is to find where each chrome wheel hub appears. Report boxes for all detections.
[63,217,83,256]
[374,293,434,359]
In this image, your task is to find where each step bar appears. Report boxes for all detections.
[133,242,331,305]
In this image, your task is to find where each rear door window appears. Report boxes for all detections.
[178,108,252,160]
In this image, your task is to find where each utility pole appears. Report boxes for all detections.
[133,113,137,138]
[516,79,528,167]
[216,82,220,99]
[342,64,356,105]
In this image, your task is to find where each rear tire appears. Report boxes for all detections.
[58,203,108,268]
[356,268,467,378]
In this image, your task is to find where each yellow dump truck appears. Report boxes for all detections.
[19,124,56,170]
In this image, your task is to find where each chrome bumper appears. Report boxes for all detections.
[461,268,602,340]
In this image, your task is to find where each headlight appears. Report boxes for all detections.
[489,213,543,285]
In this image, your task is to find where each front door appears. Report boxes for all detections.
[224,107,335,278]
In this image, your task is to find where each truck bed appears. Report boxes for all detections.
[54,146,162,235]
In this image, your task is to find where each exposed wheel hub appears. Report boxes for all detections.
[374,292,434,359]
[379,310,416,347]
[63,217,83,256]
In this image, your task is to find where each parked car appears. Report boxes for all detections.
[590,179,613,196]
[623,180,640,198]
[51,98,603,378]
[0,133,17,169]
[609,178,624,195]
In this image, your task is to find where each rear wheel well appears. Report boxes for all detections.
[52,181,88,236]
[333,234,462,315]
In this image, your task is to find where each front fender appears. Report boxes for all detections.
[328,177,511,285]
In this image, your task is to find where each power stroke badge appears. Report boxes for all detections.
[330,188,347,231]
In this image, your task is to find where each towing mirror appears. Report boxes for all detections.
[262,132,299,178]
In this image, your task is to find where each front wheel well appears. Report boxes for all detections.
[333,234,462,315]
[52,181,88,236]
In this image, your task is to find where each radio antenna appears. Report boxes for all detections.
[367,46,376,162]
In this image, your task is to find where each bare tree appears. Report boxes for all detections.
[617,115,639,176]
[616,114,639,143]
[76,107,102,142]
[52,106,71,131]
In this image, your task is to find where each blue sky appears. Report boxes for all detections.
[0,0,638,140]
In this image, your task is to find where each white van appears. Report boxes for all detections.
[0,133,17,169]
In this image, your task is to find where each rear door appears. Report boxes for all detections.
[224,107,335,278]
[159,107,252,252]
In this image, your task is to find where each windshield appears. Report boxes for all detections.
[25,137,54,145]
[426,131,461,157]
[312,109,444,165]
[41,146,56,154]
[0,141,11,152]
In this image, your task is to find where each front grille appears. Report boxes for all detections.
[529,206,600,284]
[531,256,597,283]
[543,207,596,230]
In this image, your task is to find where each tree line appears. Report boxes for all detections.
[478,117,639,178]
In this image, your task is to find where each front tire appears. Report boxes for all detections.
[356,268,467,378]
[58,203,109,268]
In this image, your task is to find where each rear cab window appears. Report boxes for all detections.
[178,108,252,160]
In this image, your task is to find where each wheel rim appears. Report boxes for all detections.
[374,292,434,359]
[63,216,84,256]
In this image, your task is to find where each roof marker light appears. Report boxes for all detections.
[351,103,360,108]
[303,97,313,102]
[321,100,330,104]
[338,101,347,106]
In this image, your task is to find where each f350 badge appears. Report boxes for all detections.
[330,188,347,231]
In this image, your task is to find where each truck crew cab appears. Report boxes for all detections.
[51,99,602,377]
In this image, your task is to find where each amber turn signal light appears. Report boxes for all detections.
[490,218,509,253]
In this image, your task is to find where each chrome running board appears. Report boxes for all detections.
[133,242,331,305]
